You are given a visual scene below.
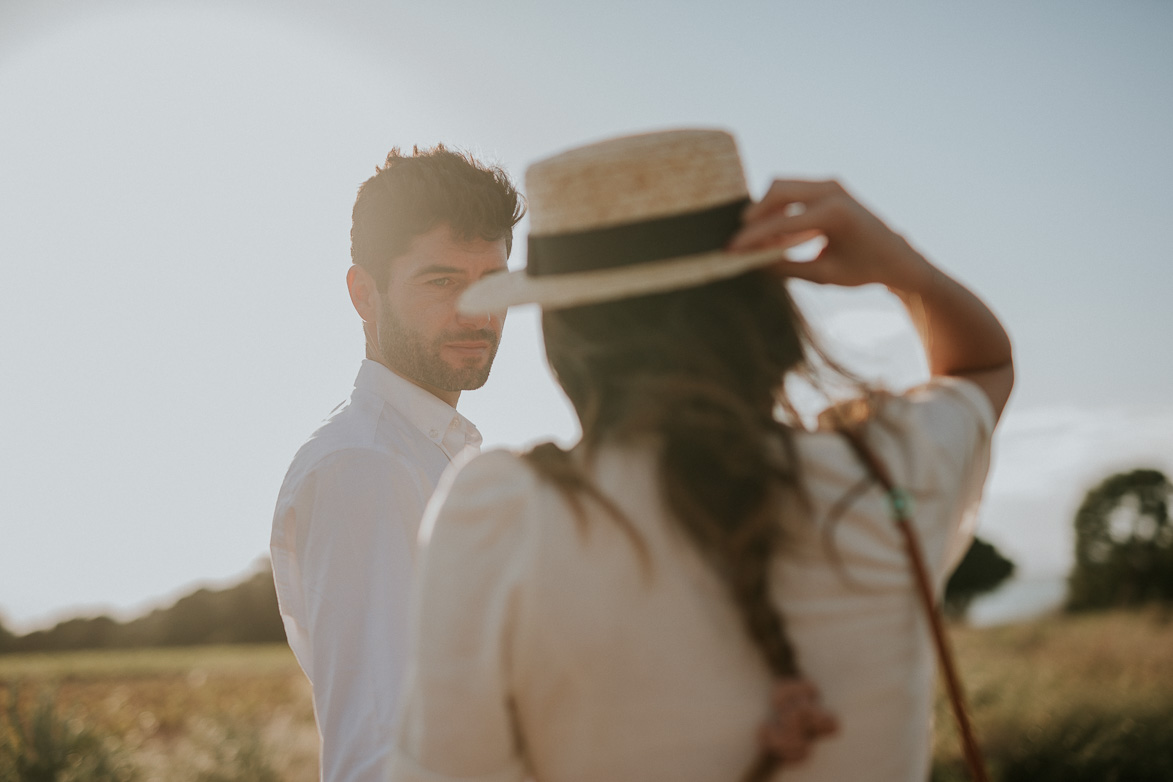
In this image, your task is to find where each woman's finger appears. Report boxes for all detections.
[769,677,819,708]
[743,179,843,222]
[767,254,836,284]
[729,202,836,251]
[801,703,840,737]
[810,709,840,737]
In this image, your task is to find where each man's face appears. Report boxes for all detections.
[374,224,508,404]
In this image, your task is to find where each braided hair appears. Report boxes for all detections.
[524,269,821,780]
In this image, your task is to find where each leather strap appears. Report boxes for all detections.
[840,428,989,782]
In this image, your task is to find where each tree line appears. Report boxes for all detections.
[0,568,286,654]
[3,465,1167,655]
[1,541,1014,654]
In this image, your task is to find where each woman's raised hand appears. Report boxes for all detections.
[728,179,932,294]
[732,178,1015,420]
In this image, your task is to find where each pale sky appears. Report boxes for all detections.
[2,0,1170,631]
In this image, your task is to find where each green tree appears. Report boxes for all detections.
[0,617,13,654]
[1067,468,1173,611]
[944,537,1015,618]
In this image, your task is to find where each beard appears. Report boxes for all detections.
[376,306,500,393]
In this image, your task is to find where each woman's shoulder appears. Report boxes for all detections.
[886,376,997,436]
[796,376,997,503]
[812,376,995,448]
[427,448,542,522]
[414,449,550,588]
[451,446,538,488]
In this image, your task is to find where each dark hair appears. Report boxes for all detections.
[350,145,525,289]
[527,270,821,689]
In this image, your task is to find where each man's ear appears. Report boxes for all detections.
[347,265,380,323]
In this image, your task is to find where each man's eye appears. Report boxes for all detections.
[428,278,454,287]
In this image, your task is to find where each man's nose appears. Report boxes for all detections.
[456,307,494,330]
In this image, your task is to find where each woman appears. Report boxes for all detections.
[388,129,1013,782]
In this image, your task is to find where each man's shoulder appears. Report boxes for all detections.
[276,396,425,496]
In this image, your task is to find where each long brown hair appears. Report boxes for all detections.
[525,268,822,712]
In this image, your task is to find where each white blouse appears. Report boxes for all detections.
[390,377,995,782]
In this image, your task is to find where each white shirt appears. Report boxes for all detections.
[391,377,994,782]
[271,359,481,782]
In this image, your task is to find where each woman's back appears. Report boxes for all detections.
[393,378,994,782]
[389,128,1012,782]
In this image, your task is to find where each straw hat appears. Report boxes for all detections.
[459,128,801,314]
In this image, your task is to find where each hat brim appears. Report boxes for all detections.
[459,244,795,315]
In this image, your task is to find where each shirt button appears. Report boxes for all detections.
[429,428,439,438]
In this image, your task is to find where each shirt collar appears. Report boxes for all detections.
[354,359,483,460]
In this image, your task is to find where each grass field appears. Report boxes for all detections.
[0,644,317,781]
[933,607,1173,780]
[2,609,1171,780]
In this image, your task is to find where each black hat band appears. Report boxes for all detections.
[526,198,750,277]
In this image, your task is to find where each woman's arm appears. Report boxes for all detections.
[729,179,1014,421]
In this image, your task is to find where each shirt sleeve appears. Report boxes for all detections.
[388,450,534,782]
[869,376,997,593]
[288,448,427,782]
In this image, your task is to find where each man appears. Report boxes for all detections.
[270,146,523,782]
